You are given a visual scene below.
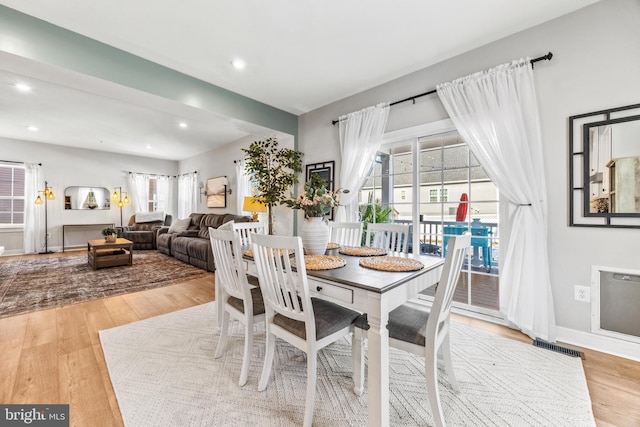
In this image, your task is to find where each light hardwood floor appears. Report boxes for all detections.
[1,252,638,426]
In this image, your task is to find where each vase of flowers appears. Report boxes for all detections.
[282,174,348,255]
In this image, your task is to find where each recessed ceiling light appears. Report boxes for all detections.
[15,83,32,92]
[146,144,152,149]
[231,59,246,70]
[179,122,188,128]
[27,125,38,132]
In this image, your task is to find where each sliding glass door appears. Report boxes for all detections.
[359,131,501,315]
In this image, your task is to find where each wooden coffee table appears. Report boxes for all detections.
[87,238,133,270]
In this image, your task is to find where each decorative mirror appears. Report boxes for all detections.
[569,103,640,228]
[64,186,111,210]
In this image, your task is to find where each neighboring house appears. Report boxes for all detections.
[0,0,638,362]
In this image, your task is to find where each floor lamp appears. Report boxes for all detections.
[111,187,130,227]
[34,180,55,254]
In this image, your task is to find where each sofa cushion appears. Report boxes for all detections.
[188,213,205,230]
[198,214,230,239]
[133,220,163,231]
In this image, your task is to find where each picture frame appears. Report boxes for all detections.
[206,176,227,208]
[305,161,335,219]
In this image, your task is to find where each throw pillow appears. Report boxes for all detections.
[218,220,235,231]
[168,217,191,234]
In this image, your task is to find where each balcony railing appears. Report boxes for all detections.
[393,218,499,273]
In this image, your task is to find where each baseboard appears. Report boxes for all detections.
[556,326,640,362]
[1,248,24,256]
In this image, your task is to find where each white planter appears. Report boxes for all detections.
[300,217,330,255]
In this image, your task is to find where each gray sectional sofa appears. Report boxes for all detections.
[157,212,251,271]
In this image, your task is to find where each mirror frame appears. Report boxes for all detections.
[63,186,112,210]
[569,103,640,228]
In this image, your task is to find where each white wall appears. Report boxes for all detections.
[0,137,178,253]
[299,0,640,358]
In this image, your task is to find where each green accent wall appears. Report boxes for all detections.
[0,5,298,138]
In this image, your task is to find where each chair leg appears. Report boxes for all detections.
[214,310,230,359]
[352,329,365,396]
[303,351,317,427]
[442,334,460,392]
[426,348,446,427]
[258,328,276,392]
[238,318,253,386]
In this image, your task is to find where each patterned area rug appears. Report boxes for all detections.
[0,252,210,318]
[100,303,595,426]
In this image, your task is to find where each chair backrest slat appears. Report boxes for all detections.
[327,221,363,247]
[427,233,470,338]
[209,227,251,303]
[232,221,267,246]
[365,223,410,253]
[251,233,312,327]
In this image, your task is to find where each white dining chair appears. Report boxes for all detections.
[327,221,363,247]
[364,222,410,253]
[232,221,267,246]
[354,233,470,427]
[251,233,361,427]
[209,228,265,386]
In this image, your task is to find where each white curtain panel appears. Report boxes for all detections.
[128,173,149,213]
[155,175,172,216]
[23,163,41,254]
[337,102,390,222]
[178,172,198,219]
[235,159,251,215]
[437,58,556,342]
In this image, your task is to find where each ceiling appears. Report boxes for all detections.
[0,0,599,161]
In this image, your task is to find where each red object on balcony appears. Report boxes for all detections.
[456,193,468,221]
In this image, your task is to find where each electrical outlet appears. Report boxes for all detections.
[574,285,591,303]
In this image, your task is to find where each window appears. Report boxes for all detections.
[147,177,158,212]
[359,131,500,315]
[0,164,25,227]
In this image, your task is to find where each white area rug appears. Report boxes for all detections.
[99,303,595,426]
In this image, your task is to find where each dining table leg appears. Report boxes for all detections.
[367,294,390,427]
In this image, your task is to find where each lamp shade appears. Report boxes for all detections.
[243,197,267,213]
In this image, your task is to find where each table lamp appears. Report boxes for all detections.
[243,197,267,222]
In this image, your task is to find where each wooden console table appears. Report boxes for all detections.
[63,223,115,252]
[87,238,133,270]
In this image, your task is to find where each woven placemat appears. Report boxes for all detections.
[339,246,387,257]
[359,256,424,272]
[326,242,341,250]
[300,255,347,271]
[243,248,291,258]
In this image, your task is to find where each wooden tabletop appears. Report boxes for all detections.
[87,238,133,248]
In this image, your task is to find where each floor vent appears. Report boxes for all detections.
[533,339,585,359]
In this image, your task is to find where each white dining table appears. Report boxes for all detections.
[226,248,444,427]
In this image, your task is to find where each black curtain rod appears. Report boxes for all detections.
[331,52,553,125]
[0,160,42,165]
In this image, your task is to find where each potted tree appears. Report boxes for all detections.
[242,137,303,234]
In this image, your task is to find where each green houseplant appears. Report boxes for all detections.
[359,194,394,245]
[242,137,303,234]
[101,226,118,242]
